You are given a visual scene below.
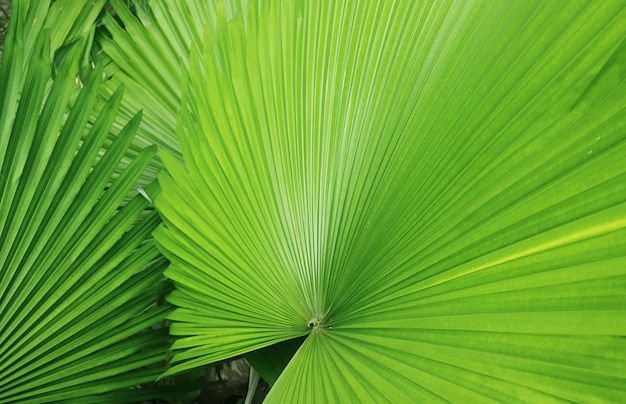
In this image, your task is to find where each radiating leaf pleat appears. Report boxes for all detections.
[154,0,626,401]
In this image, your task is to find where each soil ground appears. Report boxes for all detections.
[0,0,11,62]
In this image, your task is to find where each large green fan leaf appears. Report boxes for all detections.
[154,0,626,401]
[0,1,172,402]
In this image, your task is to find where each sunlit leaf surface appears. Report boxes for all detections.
[154,0,626,401]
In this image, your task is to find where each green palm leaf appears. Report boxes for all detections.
[154,0,626,401]
[92,0,248,183]
[0,2,172,402]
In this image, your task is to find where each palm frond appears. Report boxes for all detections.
[91,0,248,184]
[0,2,172,402]
[154,0,626,401]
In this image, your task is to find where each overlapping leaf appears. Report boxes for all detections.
[92,0,248,184]
[0,1,172,402]
[154,0,626,401]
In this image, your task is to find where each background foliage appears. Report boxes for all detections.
[0,1,173,402]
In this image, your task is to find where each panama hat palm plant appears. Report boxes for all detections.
[2,0,626,402]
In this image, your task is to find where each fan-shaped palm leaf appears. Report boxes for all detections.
[0,2,172,402]
[154,0,626,401]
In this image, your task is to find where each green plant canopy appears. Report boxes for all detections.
[152,0,626,402]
